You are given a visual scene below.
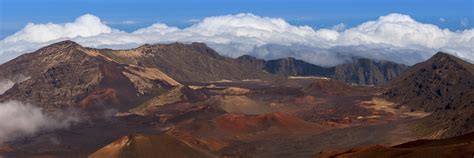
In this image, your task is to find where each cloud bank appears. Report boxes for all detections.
[0,13,473,66]
[0,101,80,144]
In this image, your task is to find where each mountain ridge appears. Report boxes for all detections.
[236,54,409,85]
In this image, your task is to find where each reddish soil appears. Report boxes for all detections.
[215,112,317,135]
[79,88,119,108]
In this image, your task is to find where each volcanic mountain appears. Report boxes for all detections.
[89,133,215,158]
[97,42,274,83]
[236,55,408,85]
[0,41,180,113]
[0,41,277,113]
[385,52,474,138]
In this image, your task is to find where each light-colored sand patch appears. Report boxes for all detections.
[188,86,204,90]
[242,79,265,82]
[125,66,180,86]
[288,76,330,80]
[80,48,117,62]
[212,79,233,83]
[210,87,251,95]
[360,98,430,118]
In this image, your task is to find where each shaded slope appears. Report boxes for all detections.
[89,134,214,158]
[264,57,335,77]
[334,58,408,85]
[314,131,474,158]
[99,43,274,82]
[384,52,474,138]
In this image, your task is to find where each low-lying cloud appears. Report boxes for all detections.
[0,79,14,95]
[0,13,473,66]
[0,101,80,144]
[0,75,30,95]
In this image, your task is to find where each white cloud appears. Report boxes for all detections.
[4,14,115,43]
[0,13,473,66]
[0,100,80,144]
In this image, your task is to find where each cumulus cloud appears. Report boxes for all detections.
[0,101,80,144]
[0,13,473,66]
[4,14,115,43]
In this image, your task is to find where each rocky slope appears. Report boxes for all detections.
[98,43,274,83]
[0,41,278,113]
[384,52,474,138]
[236,55,408,85]
[0,41,180,113]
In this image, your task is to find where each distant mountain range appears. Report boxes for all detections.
[236,55,408,85]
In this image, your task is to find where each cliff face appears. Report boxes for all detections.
[264,57,335,77]
[334,58,408,85]
[236,55,408,85]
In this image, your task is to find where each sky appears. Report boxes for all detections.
[0,0,473,66]
[1,0,473,39]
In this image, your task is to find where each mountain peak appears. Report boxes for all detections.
[385,51,474,112]
[237,54,257,59]
[281,56,297,61]
[427,52,474,73]
[432,51,452,58]
[48,40,82,48]
[430,52,465,62]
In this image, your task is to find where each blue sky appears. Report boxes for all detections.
[1,0,473,39]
